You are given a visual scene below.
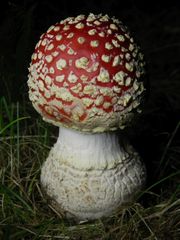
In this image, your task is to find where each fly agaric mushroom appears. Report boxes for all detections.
[28,13,146,220]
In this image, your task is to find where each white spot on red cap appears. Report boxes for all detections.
[83,85,97,95]
[94,20,101,26]
[55,88,73,101]
[42,66,48,74]
[133,79,139,91]
[110,24,118,30]
[90,40,99,47]
[32,53,37,60]
[67,32,74,38]
[98,32,105,37]
[123,93,132,106]
[99,15,109,22]
[75,22,84,29]
[56,59,67,70]
[113,85,121,93]
[88,29,97,35]
[58,44,66,51]
[77,37,85,44]
[87,62,99,73]
[45,75,52,85]
[38,52,43,59]
[80,75,88,82]
[49,67,55,74]
[52,51,59,57]
[112,55,121,67]
[67,71,78,83]
[112,39,120,47]
[75,57,89,69]
[82,98,93,107]
[71,83,82,93]
[94,95,104,106]
[67,48,75,55]
[54,26,60,32]
[97,68,110,83]
[101,55,111,63]
[103,102,112,109]
[63,25,70,31]
[38,80,44,91]
[99,87,113,97]
[129,43,134,52]
[107,29,112,35]
[125,53,131,61]
[47,25,54,33]
[71,104,85,121]
[45,55,53,63]
[105,42,113,50]
[41,38,48,46]
[116,34,125,42]
[125,62,134,72]
[75,14,85,21]
[125,77,132,86]
[44,106,52,114]
[56,34,62,41]
[113,71,126,85]
[55,75,65,82]
[87,13,96,22]
[44,89,51,98]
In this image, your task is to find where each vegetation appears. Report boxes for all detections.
[0,1,180,239]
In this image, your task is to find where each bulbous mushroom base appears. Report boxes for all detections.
[41,127,146,220]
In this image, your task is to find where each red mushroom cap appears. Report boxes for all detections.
[28,13,146,132]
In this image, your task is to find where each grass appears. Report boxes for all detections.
[0,1,180,239]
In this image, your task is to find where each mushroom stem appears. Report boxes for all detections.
[41,127,146,220]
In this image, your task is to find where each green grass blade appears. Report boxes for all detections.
[0,185,34,214]
[0,116,30,135]
[159,120,180,170]
[138,171,180,199]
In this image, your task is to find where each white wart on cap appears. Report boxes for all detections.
[28,13,146,132]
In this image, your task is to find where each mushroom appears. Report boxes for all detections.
[28,13,146,220]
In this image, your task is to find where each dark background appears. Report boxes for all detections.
[0,0,180,187]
